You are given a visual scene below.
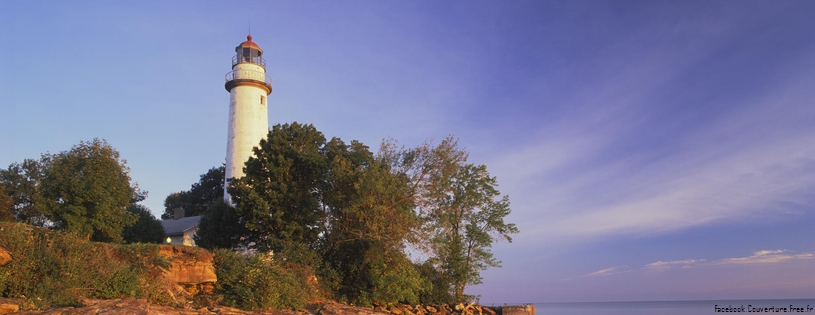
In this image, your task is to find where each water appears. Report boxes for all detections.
[534,299,815,315]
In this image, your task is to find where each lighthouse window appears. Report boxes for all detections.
[261,95,266,105]
[242,48,251,62]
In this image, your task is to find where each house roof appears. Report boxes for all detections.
[161,216,201,236]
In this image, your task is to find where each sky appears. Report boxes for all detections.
[2,0,814,304]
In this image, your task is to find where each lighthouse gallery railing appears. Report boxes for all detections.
[225,70,272,85]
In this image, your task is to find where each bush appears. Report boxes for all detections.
[213,248,315,310]
[0,223,174,309]
[326,240,428,306]
[416,261,454,304]
[122,204,165,244]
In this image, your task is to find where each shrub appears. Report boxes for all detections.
[0,223,175,309]
[213,249,315,310]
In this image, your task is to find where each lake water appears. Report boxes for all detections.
[534,299,815,315]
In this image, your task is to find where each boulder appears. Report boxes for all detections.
[0,300,19,315]
[318,301,392,315]
[0,247,11,267]
[0,304,18,315]
[159,245,217,284]
[16,298,309,314]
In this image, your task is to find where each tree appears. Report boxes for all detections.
[39,139,138,242]
[194,200,246,250]
[224,123,515,304]
[227,122,428,305]
[0,184,13,222]
[430,164,517,301]
[321,148,426,304]
[0,158,49,226]
[228,122,328,252]
[385,136,518,302]
[162,166,225,219]
[122,203,165,244]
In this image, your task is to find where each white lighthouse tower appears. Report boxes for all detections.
[224,35,272,202]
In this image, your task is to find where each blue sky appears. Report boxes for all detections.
[2,1,814,303]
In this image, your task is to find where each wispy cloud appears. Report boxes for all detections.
[586,250,815,280]
[585,265,630,277]
[645,259,706,268]
[712,250,815,266]
[642,250,815,270]
[494,44,815,245]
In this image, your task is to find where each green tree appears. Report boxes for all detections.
[0,158,49,226]
[194,200,246,250]
[431,164,517,302]
[40,139,138,242]
[321,156,426,304]
[162,166,225,219]
[0,184,13,222]
[228,122,328,252]
[415,260,455,304]
[122,203,165,244]
[385,136,518,302]
[228,122,429,305]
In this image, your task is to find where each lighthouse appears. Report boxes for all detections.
[224,35,272,202]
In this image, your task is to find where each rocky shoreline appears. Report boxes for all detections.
[1,298,506,315]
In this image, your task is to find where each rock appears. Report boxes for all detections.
[0,298,20,315]
[15,298,266,315]
[455,304,465,311]
[318,301,392,315]
[0,303,19,315]
[435,305,448,315]
[159,245,217,284]
[482,308,496,315]
[0,247,11,267]
[425,306,437,313]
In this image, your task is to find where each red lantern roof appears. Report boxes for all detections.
[237,35,262,52]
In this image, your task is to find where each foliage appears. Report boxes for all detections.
[225,122,430,305]
[0,139,140,243]
[380,136,518,302]
[0,159,49,226]
[162,166,225,219]
[194,123,515,304]
[40,139,138,243]
[410,137,519,302]
[122,204,165,244]
[326,240,427,306]
[228,122,327,252]
[194,200,246,250]
[0,184,13,222]
[212,249,314,310]
[0,223,172,309]
[415,261,455,304]
[320,141,425,304]
[432,163,517,301]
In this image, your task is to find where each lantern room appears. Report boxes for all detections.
[233,35,266,69]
